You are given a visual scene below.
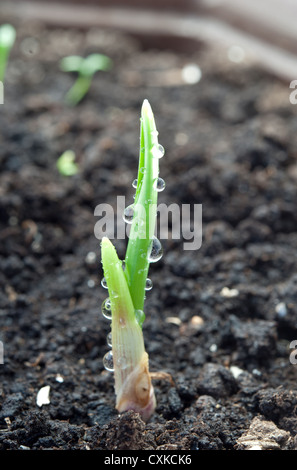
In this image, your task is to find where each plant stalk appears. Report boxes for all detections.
[101,237,156,421]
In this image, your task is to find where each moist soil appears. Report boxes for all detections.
[1,18,297,451]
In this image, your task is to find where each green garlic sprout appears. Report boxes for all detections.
[101,100,165,421]
[0,24,16,82]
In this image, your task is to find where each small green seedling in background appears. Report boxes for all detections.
[0,24,16,82]
[101,100,165,421]
[60,53,112,106]
[56,150,79,176]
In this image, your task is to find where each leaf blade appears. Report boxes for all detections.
[124,100,160,313]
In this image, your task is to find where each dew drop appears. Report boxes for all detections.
[132,179,138,189]
[101,277,108,289]
[103,350,114,371]
[148,236,163,263]
[135,309,145,326]
[102,298,112,320]
[123,204,134,223]
[105,298,111,309]
[157,144,165,158]
[107,332,112,347]
[154,177,165,192]
[145,278,153,291]
[119,317,126,328]
[152,144,165,159]
[117,356,128,370]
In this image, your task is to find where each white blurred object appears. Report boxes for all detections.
[181,63,202,84]
[227,45,245,63]
[36,385,51,407]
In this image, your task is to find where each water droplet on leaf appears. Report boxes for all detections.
[107,332,112,347]
[145,278,153,291]
[154,177,165,192]
[103,350,114,371]
[158,144,165,157]
[119,317,126,328]
[102,298,112,320]
[152,144,165,159]
[117,356,128,370]
[132,179,138,189]
[123,205,134,223]
[148,236,163,263]
[135,309,145,326]
[101,277,108,289]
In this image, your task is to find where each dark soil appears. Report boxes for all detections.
[1,16,297,451]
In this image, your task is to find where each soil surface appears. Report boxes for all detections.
[1,17,297,451]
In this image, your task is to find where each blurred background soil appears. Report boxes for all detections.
[0,0,297,450]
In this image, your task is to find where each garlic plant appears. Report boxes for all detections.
[101,100,165,421]
[0,24,16,82]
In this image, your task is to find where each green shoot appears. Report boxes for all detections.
[60,53,112,106]
[0,24,16,82]
[124,99,165,314]
[56,150,78,176]
[101,100,164,421]
[101,237,156,421]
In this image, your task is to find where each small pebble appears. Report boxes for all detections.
[230,365,244,379]
[220,287,239,298]
[36,385,50,407]
[168,388,182,415]
[85,251,97,265]
[275,302,287,318]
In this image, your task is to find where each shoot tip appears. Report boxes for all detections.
[141,99,153,119]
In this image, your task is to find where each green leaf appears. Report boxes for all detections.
[60,53,112,76]
[101,236,155,421]
[0,24,16,49]
[60,55,84,73]
[0,24,16,82]
[80,53,112,76]
[101,237,135,324]
[124,100,161,313]
[56,150,79,176]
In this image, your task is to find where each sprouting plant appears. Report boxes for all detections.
[100,100,165,421]
[60,53,112,106]
[0,24,16,82]
[56,150,79,176]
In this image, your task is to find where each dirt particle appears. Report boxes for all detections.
[237,416,291,450]
[196,363,238,398]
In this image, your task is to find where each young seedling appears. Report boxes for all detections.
[56,150,79,176]
[0,24,16,82]
[101,100,165,421]
[60,53,112,106]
